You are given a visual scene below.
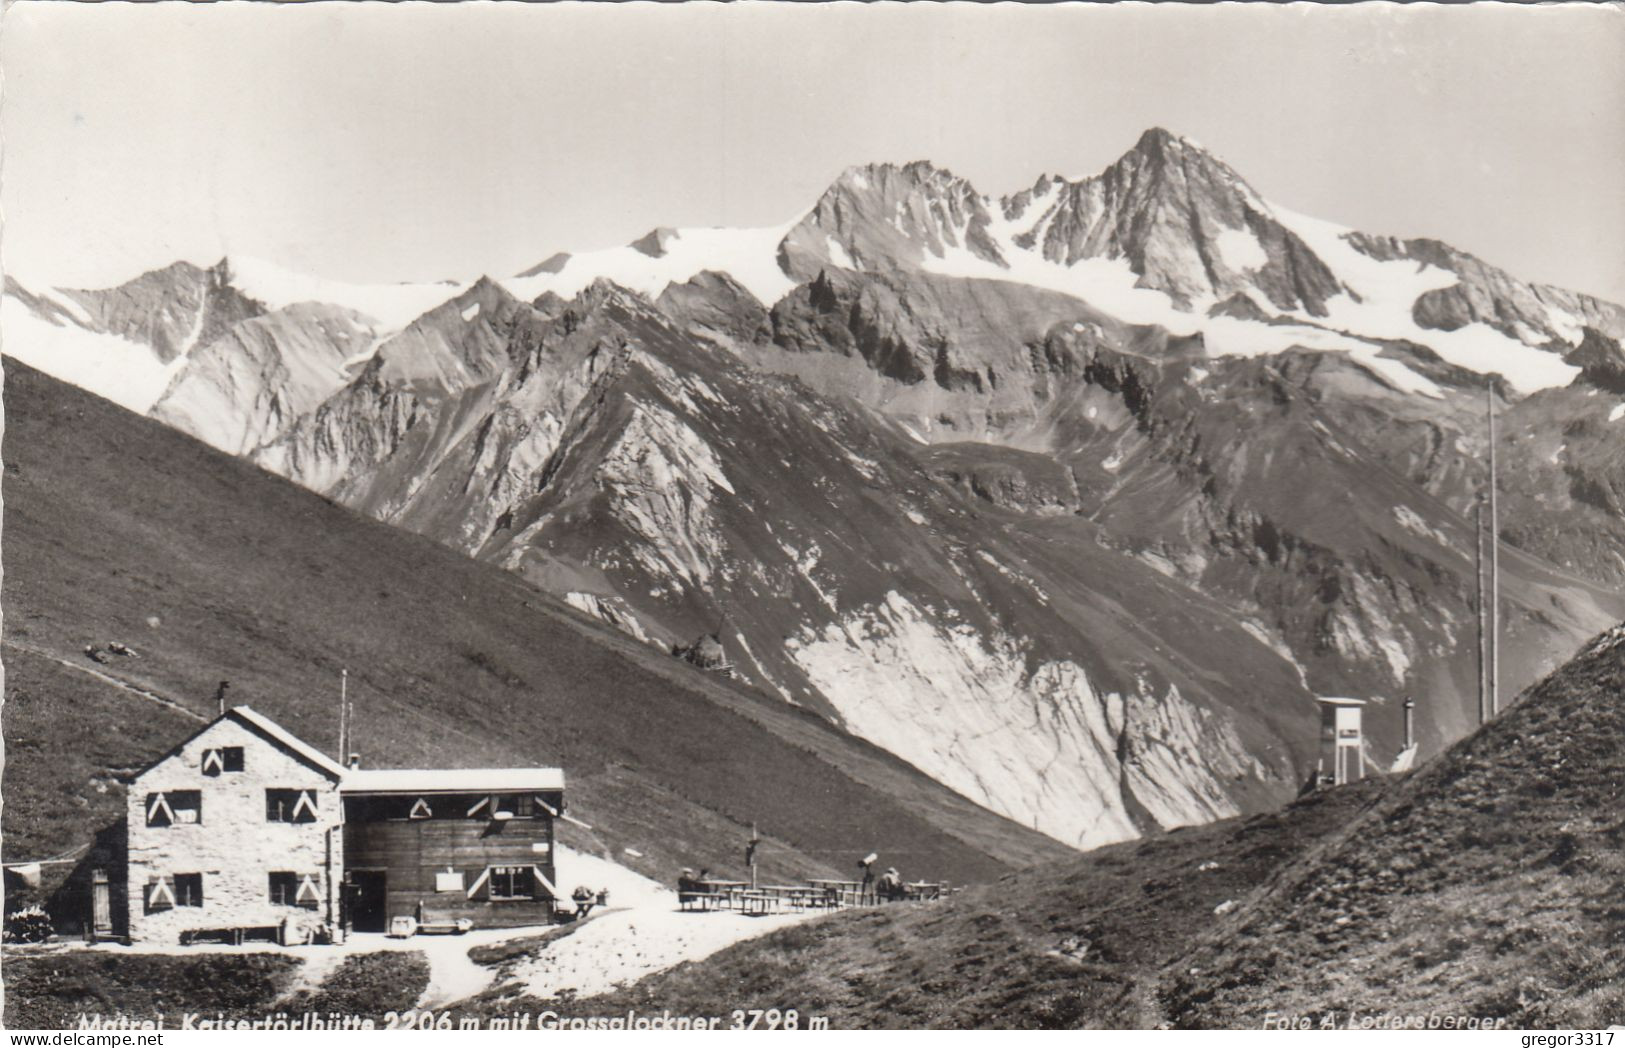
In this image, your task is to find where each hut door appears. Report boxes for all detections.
[347,871,388,933]
[91,869,113,937]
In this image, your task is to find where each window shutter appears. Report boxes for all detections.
[292,790,319,822]
[147,793,175,827]
[201,749,224,776]
[146,876,176,911]
[296,874,321,909]
[408,797,433,820]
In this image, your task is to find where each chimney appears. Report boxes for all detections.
[347,754,361,770]
[1403,697,1415,750]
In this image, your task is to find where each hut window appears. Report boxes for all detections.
[266,788,320,823]
[489,865,535,900]
[269,872,320,909]
[146,790,202,827]
[492,794,533,819]
[201,747,245,775]
[174,873,204,908]
[269,871,297,906]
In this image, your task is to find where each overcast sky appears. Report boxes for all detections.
[3,2,1622,303]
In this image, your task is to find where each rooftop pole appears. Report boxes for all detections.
[1487,385,1500,717]
[339,669,349,763]
[1475,497,1488,727]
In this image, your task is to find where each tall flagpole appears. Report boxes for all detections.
[1487,385,1500,717]
[1475,497,1488,726]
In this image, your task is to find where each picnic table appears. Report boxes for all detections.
[809,878,870,906]
[680,879,749,912]
[738,890,779,916]
[758,885,828,911]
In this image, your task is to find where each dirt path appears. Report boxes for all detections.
[2,641,207,722]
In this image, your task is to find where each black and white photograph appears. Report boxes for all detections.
[1,0,1622,1034]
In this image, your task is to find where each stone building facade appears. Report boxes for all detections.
[124,706,346,944]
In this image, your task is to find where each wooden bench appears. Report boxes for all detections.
[738,891,778,916]
[679,891,728,912]
[180,925,279,946]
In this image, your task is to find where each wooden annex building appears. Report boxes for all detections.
[120,706,565,944]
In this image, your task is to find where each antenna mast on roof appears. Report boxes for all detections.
[1475,496,1487,726]
[338,669,349,763]
[1474,382,1502,726]
[1487,384,1500,717]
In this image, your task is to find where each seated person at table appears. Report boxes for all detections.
[677,868,712,904]
[878,867,905,902]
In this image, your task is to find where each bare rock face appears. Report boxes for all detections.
[151,303,374,455]
[61,259,264,364]
[1564,327,1625,394]
[1003,128,1346,314]
[778,160,1006,280]
[655,270,769,348]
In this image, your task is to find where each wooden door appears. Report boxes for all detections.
[91,869,113,937]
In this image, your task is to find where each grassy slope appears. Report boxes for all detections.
[536,624,1624,1029]
[508,784,1384,1029]
[1,360,1070,894]
[1,949,429,1029]
[1166,624,1625,1028]
[1,952,302,1029]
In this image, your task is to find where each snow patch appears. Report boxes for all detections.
[1215,227,1268,273]
[1609,403,1625,423]
[461,302,481,321]
[500,846,817,1002]
[225,256,464,332]
[1,297,181,411]
[504,215,803,308]
[1266,205,1578,393]
[1392,505,1451,546]
[564,592,652,645]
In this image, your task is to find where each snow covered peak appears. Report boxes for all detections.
[778,160,1004,282]
[219,255,466,332]
[630,227,681,259]
[500,219,802,309]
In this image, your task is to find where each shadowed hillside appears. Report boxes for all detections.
[0,360,1072,903]
[532,623,1624,1029]
[1166,622,1625,1028]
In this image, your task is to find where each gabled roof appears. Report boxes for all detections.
[129,704,347,783]
[230,706,349,779]
[129,705,562,792]
[340,767,565,795]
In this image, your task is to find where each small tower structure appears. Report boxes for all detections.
[1317,697,1367,785]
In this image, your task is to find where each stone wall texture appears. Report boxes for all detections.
[125,716,342,943]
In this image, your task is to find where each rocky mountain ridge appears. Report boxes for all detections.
[6,128,1623,849]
